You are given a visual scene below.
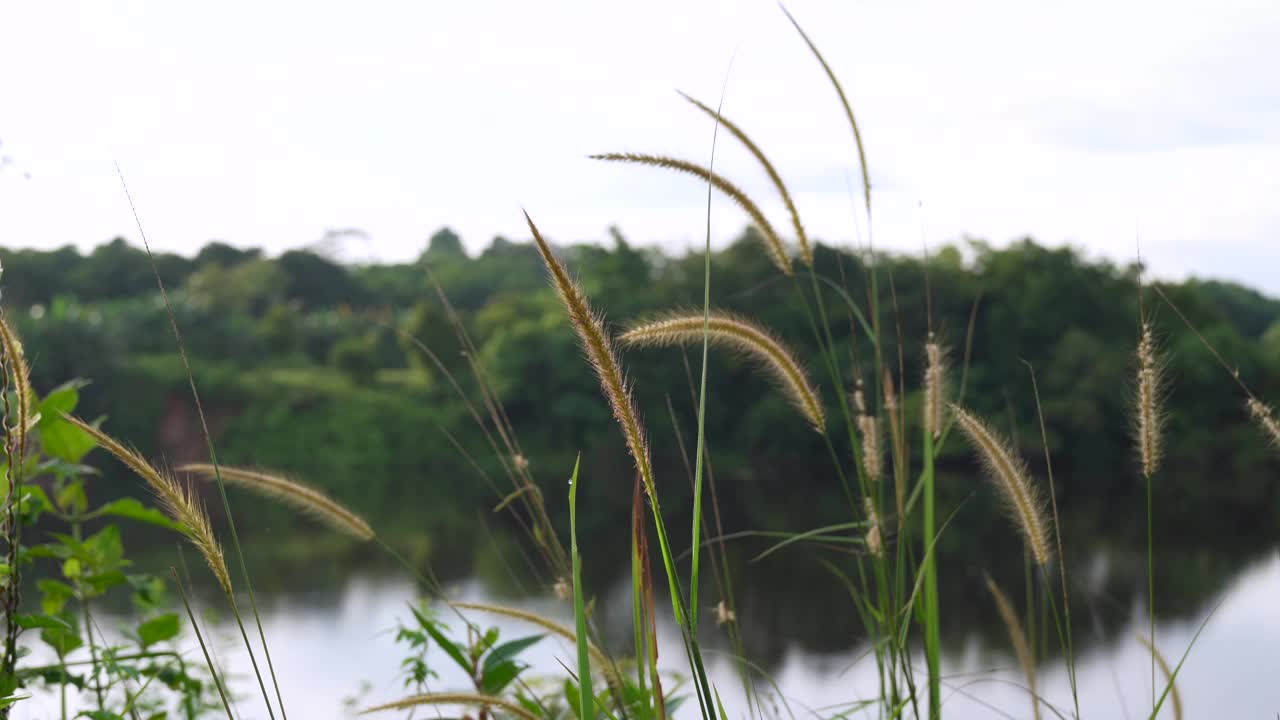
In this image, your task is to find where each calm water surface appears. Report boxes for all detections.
[16,550,1278,719]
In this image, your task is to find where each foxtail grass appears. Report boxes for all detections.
[524,211,654,496]
[590,153,792,276]
[359,693,539,719]
[621,311,824,432]
[1134,322,1165,478]
[0,313,33,459]
[1247,398,1280,450]
[924,337,947,440]
[858,414,881,481]
[863,498,883,558]
[984,575,1040,720]
[1132,319,1165,712]
[678,91,813,266]
[178,464,374,541]
[526,210,718,716]
[118,164,285,719]
[950,404,1053,566]
[781,4,870,212]
[63,415,234,598]
[1,310,35,681]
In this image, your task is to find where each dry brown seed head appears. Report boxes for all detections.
[525,212,655,497]
[622,310,825,432]
[924,338,947,439]
[179,463,374,542]
[1134,322,1166,478]
[1247,398,1280,450]
[950,404,1052,566]
[590,153,793,275]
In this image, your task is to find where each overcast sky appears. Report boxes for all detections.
[2,1,1278,293]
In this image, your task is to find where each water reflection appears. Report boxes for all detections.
[18,549,1277,718]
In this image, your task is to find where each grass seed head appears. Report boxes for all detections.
[1247,398,1280,451]
[179,463,374,542]
[1134,322,1166,478]
[678,91,812,267]
[590,153,793,275]
[924,337,947,439]
[951,404,1052,566]
[621,310,825,432]
[64,414,234,599]
[525,212,655,496]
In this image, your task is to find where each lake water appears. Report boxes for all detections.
[15,548,1279,719]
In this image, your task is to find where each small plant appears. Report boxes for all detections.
[0,370,222,716]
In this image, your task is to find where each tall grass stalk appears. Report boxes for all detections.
[116,165,286,720]
[567,456,593,720]
[0,311,33,691]
[170,568,233,720]
[921,428,941,720]
[689,80,724,641]
[525,211,718,717]
[1022,361,1079,715]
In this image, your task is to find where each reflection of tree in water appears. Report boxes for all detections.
[115,456,1275,674]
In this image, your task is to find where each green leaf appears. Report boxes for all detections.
[83,570,129,596]
[40,623,83,656]
[128,574,168,610]
[62,558,81,579]
[37,579,74,615]
[55,480,88,515]
[14,614,73,632]
[94,498,182,531]
[0,693,30,710]
[479,658,523,695]
[35,382,97,464]
[17,485,53,523]
[483,634,543,674]
[137,613,180,647]
[82,525,127,571]
[410,606,470,673]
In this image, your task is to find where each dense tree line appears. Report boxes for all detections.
[3,228,1278,630]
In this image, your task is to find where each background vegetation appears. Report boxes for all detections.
[4,231,1278,637]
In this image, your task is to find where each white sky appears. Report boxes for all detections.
[1,1,1278,293]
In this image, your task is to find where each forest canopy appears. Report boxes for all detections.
[3,227,1278,565]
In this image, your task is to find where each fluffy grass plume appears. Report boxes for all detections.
[621,310,825,432]
[924,336,947,439]
[1134,322,1165,477]
[1247,398,1280,450]
[524,212,656,496]
[179,463,374,541]
[858,413,881,481]
[0,312,34,456]
[984,574,1040,720]
[950,404,1052,566]
[678,91,813,267]
[781,5,870,211]
[852,382,881,480]
[63,414,233,598]
[1137,634,1183,720]
[359,693,538,720]
[864,498,883,557]
[590,152,793,275]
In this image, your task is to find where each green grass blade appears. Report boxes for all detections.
[568,455,594,720]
